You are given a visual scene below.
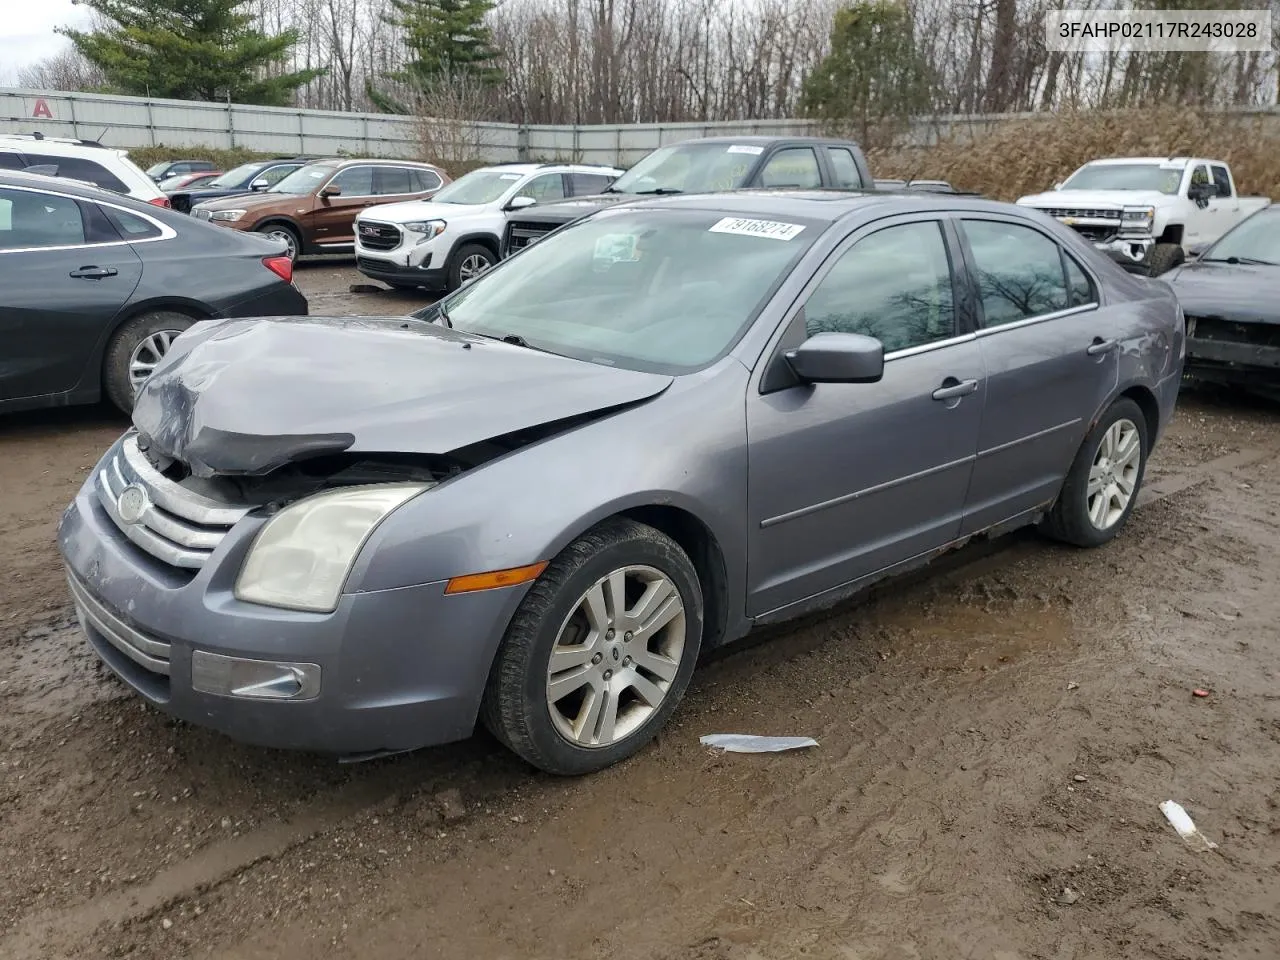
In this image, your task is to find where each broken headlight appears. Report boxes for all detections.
[234,483,427,613]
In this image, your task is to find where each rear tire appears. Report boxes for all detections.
[480,518,703,776]
[1042,397,1148,548]
[1146,242,1184,277]
[446,243,496,292]
[102,310,195,413]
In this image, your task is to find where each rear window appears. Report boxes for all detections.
[103,206,163,240]
[23,153,130,194]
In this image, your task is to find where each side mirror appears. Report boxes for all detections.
[319,184,342,198]
[784,332,884,384]
[1188,182,1215,202]
[250,178,269,191]
[506,195,537,211]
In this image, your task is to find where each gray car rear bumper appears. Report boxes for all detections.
[56,480,523,756]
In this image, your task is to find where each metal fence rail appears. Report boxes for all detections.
[6,88,1280,167]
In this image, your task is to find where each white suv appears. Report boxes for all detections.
[353,162,622,291]
[0,135,168,206]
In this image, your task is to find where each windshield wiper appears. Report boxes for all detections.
[435,300,453,328]
[1201,255,1277,266]
[631,187,683,195]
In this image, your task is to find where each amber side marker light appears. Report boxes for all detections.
[445,561,549,595]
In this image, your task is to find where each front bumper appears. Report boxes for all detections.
[1094,235,1155,271]
[355,250,448,290]
[1185,336,1280,383]
[56,468,525,756]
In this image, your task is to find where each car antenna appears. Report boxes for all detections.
[32,131,44,140]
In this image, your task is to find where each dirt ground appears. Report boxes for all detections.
[2,263,1279,960]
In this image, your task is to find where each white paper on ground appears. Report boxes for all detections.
[700,734,819,753]
[1160,800,1218,850]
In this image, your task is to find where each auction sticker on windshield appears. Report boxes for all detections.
[709,217,805,240]
[726,145,765,155]
[594,233,640,263]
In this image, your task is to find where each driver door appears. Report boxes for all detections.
[1184,163,1221,249]
[745,216,985,618]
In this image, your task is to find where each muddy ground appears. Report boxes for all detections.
[2,263,1278,960]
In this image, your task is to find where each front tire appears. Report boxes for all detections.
[1146,242,1185,277]
[257,223,301,261]
[480,519,704,775]
[102,311,195,413]
[447,243,495,292]
[1042,397,1148,547]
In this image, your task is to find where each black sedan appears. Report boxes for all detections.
[168,158,311,214]
[1165,205,1280,399]
[0,170,307,415]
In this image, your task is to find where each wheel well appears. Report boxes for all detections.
[1120,385,1160,449]
[1157,224,1183,246]
[454,235,500,262]
[617,505,729,648]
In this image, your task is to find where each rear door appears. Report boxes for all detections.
[955,215,1117,533]
[0,185,143,402]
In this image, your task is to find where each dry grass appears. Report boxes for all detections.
[866,108,1280,201]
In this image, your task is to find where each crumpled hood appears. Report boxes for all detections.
[1165,261,1280,325]
[132,316,673,477]
[1017,189,1172,209]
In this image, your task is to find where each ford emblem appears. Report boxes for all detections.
[117,484,151,525]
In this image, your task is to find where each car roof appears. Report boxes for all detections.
[1085,157,1193,166]
[476,162,623,175]
[0,168,118,197]
[318,157,444,170]
[611,189,1017,223]
[674,135,858,146]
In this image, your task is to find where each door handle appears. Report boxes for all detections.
[69,266,117,279]
[932,377,979,401]
[1087,338,1118,356]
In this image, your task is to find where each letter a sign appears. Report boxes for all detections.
[32,99,53,119]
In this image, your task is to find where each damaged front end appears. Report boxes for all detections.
[1184,314,1280,398]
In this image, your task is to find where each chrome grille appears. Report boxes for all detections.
[506,220,557,253]
[357,221,402,251]
[95,435,249,569]
[1038,207,1122,221]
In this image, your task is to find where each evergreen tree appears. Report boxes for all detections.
[61,0,323,105]
[384,0,503,94]
[801,1,933,147]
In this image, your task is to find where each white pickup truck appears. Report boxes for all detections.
[1016,156,1271,276]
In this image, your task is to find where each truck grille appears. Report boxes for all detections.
[1070,225,1118,243]
[506,220,558,253]
[357,221,402,251]
[95,435,249,570]
[1038,207,1122,221]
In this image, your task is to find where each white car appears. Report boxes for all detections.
[0,134,169,207]
[354,162,623,291]
[1016,156,1272,276]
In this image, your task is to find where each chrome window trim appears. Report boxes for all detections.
[882,330,977,363]
[0,182,176,255]
[972,303,1100,338]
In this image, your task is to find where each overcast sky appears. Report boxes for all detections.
[0,1,94,84]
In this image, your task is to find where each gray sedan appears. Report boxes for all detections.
[57,191,1184,775]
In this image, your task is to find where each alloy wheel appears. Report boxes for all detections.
[459,253,492,283]
[128,330,183,394]
[1087,417,1141,530]
[545,565,686,748]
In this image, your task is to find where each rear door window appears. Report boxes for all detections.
[374,165,414,195]
[0,188,88,250]
[961,219,1071,325]
[23,153,129,194]
[570,172,615,195]
[1210,164,1232,198]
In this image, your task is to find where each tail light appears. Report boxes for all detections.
[262,255,293,284]
[148,196,172,208]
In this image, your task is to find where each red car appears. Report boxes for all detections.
[160,170,224,193]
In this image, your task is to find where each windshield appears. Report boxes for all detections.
[610,143,767,194]
[1201,209,1280,264]
[431,169,525,205]
[209,162,266,188]
[414,208,818,373]
[1061,163,1182,194]
[271,164,336,194]
[145,162,170,177]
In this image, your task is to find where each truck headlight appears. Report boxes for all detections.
[210,209,247,222]
[235,483,427,613]
[1121,206,1154,231]
[403,220,447,243]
